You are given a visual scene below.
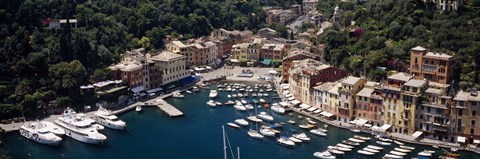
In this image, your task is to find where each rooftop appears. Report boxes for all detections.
[357,88,375,98]
[151,51,185,62]
[411,46,427,51]
[404,79,427,88]
[425,88,444,95]
[454,91,480,102]
[424,52,453,60]
[342,76,362,86]
[327,82,342,95]
[172,41,188,48]
[109,61,143,72]
[388,72,412,82]
[428,81,450,89]
[313,82,336,91]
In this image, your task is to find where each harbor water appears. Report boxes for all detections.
[4,82,480,159]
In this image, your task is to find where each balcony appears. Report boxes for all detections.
[422,103,448,110]
[422,64,437,73]
[433,122,449,128]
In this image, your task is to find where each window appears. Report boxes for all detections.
[459,109,463,116]
[472,120,476,126]
[471,128,475,134]
[473,111,477,116]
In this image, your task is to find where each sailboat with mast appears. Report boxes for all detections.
[247,103,264,139]
[223,125,241,159]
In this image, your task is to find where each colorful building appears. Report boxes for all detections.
[355,81,384,127]
[281,49,321,83]
[337,76,367,122]
[409,46,455,84]
[451,90,480,144]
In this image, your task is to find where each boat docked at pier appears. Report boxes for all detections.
[172,92,184,98]
[277,136,295,147]
[42,121,65,136]
[209,90,218,98]
[20,121,63,146]
[257,112,274,121]
[313,151,336,159]
[91,107,126,130]
[270,103,285,114]
[55,107,107,145]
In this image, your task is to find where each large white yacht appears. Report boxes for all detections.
[55,107,107,144]
[41,121,65,136]
[91,107,126,130]
[209,90,218,98]
[20,121,63,146]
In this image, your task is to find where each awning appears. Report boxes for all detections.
[307,107,317,112]
[474,139,480,144]
[320,111,334,117]
[349,120,357,124]
[364,124,372,127]
[371,125,380,131]
[412,131,424,139]
[261,59,272,65]
[283,90,290,95]
[299,103,311,109]
[287,97,295,101]
[281,84,289,90]
[131,86,145,93]
[279,102,290,107]
[205,66,212,69]
[180,75,199,85]
[146,87,163,93]
[379,124,392,132]
[291,100,301,105]
[285,94,292,98]
[268,70,277,74]
[313,109,322,114]
[230,59,239,63]
[457,136,466,143]
[355,119,368,127]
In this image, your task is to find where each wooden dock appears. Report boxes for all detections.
[156,99,183,117]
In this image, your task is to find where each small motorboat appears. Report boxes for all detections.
[354,135,371,140]
[394,140,404,145]
[237,93,243,98]
[247,129,264,140]
[289,136,302,143]
[228,95,232,98]
[297,115,303,119]
[389,150,407,156]
[266,88,272,92]
[363,147,379,153]
[234,119,249,126]
[329,149,344,155]
[247,116,263,122]
[257,93,263,97]
[215,101,222,106]
[259,99,266,103]
[287,120,296,124]
[241,99,248,104]
[232,94,237,98]
[350,128,361,133]
[260,128,275,137]
[192,87,199,92]
[186,90,192,94]
[313,151,336,159]
[348,138,365,143]
[252,93,257,97]
[227,123,240,128]
[298,124,309,129]
[328,146,351,152]
[259,89,264,92]
[263,93,268,96]
[310,129,327,136]
[343,140,360,146]
[378,137,393,142]
[207,100,216,107]
[384,154,403,159]
[399,145,415,150]
[418,150,433,157]
[234,105,246,111]
[336,143,354,149]
[394,147,411,153]
[292,133,310,142]
[357,150,375,156]
[257,112,274,121]
[367,145,383,150]
[263,103,270,108]
[376,141,391,146]
[244,104,254,110]
[277,136,295,147]
[225,100,235,105]
[135,106,142,112]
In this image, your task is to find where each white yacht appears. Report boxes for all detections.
[289,136,302,143]
[310,129,327,136]
[172,92,184,98]
[207,100,217,107]
[292,133,310,142]
[234,119,249,126]
[209,90,218,98]
[277,136,295,147]
[257,112,274,121]
[20,121,63,146]
[135,106,142,112]
[247,129,264,139]
[55,107,107,144]
[234,105,246,111]
[42,121,65,136]
[259,127,275,137]
[247,115,263,122]
[313,151,336,159]
[91,107,126,130]
[192,87,199,92]
[270,103,285,114]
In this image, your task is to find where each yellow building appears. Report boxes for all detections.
[337,76,367,122]
[451,90,480,144]
[382,73,413,134]
[399,79,428,134]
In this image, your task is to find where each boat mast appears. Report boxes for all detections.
[223,125,227,159]
[237,147,240,159]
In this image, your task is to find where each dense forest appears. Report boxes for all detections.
[317,0,480,90]
[0,0,280,119]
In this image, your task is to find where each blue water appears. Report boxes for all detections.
[4,82,480,159]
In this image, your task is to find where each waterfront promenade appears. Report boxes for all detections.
[272,79,480,154]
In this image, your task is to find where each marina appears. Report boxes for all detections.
[3,81,480,159]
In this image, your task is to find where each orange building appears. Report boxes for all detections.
[410,46,454,84]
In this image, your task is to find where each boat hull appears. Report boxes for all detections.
[19,129,61,146]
